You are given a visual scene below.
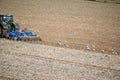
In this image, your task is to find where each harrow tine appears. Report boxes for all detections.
[17,36,42,42]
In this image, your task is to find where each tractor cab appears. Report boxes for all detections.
[0,14,19,37]
[0,14,13,23]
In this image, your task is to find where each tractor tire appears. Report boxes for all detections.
[11,23,19,32]
[0,23,7,38]
[0,26,2,37]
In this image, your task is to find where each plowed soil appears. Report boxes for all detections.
[0,0,120,54]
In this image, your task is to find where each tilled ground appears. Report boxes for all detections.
[0,40,120,80]
[0,0,120,54]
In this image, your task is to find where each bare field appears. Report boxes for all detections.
[0,0,120,54]
[0,0,120,79]
[0,40,120,80]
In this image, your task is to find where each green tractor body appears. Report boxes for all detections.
[0,14,41,41]
[0,14,19,37]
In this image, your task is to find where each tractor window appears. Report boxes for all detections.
[3,16,13,23]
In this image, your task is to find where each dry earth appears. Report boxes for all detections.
[0,0,120,54]
[0,0,120,80]
[0,39,120,80]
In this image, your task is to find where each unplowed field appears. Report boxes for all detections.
[0,40,120,80]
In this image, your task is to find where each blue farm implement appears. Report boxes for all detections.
[0,14,41,41]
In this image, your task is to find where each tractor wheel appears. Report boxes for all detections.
[0,26,2,38]
[0,23,8,38]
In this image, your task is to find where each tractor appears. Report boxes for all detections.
[0,14,41,41]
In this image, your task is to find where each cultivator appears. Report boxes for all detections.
[0,14,41,41]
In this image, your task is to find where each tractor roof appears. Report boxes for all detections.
[0,14,13,17]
